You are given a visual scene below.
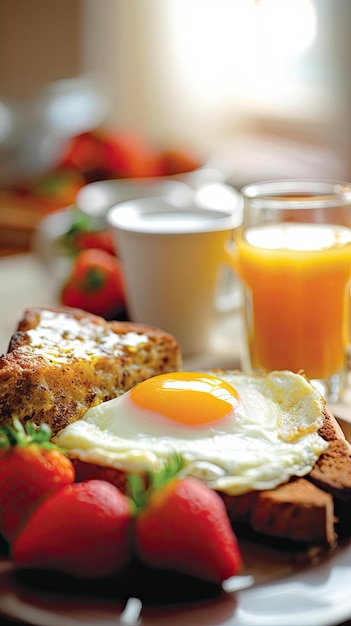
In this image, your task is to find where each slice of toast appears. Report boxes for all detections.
[222,404,351,547]
[0,306,182,435]
[223,477,336,546]
[308,409,351,498]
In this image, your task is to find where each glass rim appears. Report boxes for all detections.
[241,179,351,209]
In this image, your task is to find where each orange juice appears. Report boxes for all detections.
[236,223,351,380]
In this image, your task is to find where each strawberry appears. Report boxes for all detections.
[0,419,75,544]
[57,129,159,180]
[156,148,201,176]
[60,207,117,257]
[12,480,133,579]
[57,131,110,178]
[103,130,160,178]
[28,168,85,206]
[133,472,242,584]
[61,247,126,319]
[73,458,128,492]
[71,229,117,257]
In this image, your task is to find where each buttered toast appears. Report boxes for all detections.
[0,306,182,435]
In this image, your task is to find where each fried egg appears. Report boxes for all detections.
[55,370,328,495]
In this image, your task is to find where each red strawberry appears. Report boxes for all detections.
[134,475,242,584]
[28,168,85,206]
[12,480,133,579]
[71,229,117,257]
[103,130,160,178]
[73,458,128,492]
[57,131,109,176]
[61,248,126,319]
[0,419,75,544]
[57,129,159,180]
[156,148,201,176]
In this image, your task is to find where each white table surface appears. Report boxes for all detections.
[0,253,57,353]
[1,252,351,423]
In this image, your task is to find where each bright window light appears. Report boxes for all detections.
[256,0,317,58]
[163,0,256,109]
[245,0,320,112]
[162,0,319,119]
[83,0,326,145]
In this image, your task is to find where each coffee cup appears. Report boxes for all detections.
[107,197,242,356]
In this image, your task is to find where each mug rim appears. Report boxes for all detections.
[76,178,191,219]
[107,197,238,235]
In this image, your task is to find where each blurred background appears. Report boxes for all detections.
[1,0,351,256]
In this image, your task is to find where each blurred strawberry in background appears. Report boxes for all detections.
[8,127,202,217]
[156,149,202,177]
[57,128,161,181]
[69,229,116,257]
[22,169,86,210]
[0,122,202,293]
[61,247,127,320]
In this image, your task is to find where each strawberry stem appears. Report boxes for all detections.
[60,208,92,257]
[84,266,106,291]
[128,473,148,510]
[0,418,59,451]
[127,453,183,512]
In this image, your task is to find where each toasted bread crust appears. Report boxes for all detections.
[309,439,351,496]
[0,306,182,435]
[307,406,351,497]
[223,478,336,545]
[253,477,336,545]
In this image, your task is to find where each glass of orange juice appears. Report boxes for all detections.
[235,179,351,402]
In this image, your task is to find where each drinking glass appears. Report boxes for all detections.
[235,179,351,402]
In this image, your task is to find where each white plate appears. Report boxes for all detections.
[1,538,351,626]
[1,419,351,626]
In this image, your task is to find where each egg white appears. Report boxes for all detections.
[55,370,328,495]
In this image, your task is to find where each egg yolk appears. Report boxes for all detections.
[130,372,239,426]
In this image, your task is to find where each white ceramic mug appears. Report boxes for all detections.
[107,197,241,355]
